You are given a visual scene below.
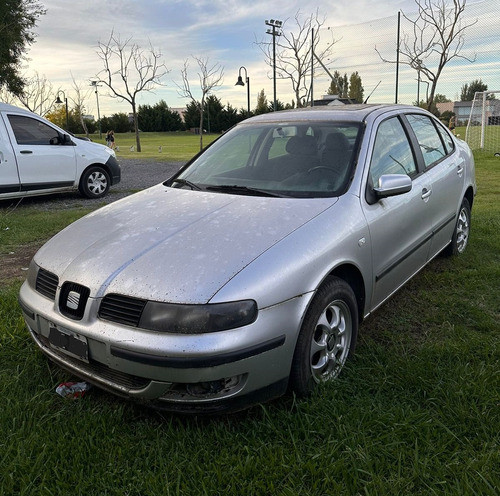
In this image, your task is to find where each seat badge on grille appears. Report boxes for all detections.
[67,290,81,310]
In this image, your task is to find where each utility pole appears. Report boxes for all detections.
[265,19,282,111]
[90,81,102,139]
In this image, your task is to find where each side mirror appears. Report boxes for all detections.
[61,133,73,144]
[49,134,73,145]
[374,174,412,199]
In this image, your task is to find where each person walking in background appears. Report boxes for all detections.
[449,115,456,135]
[105,130,111,147]
[109,130,115,149]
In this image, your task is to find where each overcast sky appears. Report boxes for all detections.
[24,0,492,116]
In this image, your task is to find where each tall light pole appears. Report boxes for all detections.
[235,66,250,115]
[55,90,69,130]
[416,58,422,105]
[265,19,282,112]
[90,80,102,139]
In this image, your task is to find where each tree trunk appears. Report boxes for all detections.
[132,103,141,152]
[199,103,204,151]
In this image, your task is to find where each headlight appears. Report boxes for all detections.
[139,300,258,334]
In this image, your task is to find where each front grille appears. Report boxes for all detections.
[99,294,147,327]
[59,282,90,320]
[36,268,59,300]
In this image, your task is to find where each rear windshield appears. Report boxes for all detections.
[170,121,362,198]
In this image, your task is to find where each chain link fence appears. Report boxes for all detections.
[313,0,499,107]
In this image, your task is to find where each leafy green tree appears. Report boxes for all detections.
[255,89,269,115]
[440,110,454,127]
[99,113,132,134]
[327,71,349,98]
[433,93,451,103]
[203,95,224,133]
[348,72,364,102]
[111,113,133,133]
[0,0,45,96]
[220,103,242,131]
[182,100,201,131]
[413,99,440,116]
[460,79,488,101]
[266,100,288,112]
[45,105,69,130]
[138,100,183,132]
[45,105,90,134]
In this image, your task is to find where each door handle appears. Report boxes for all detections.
[20,150,33,154]
[421,188,432,200]
[456,163,464,175]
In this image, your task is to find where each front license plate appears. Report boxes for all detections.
[48,327,89,363]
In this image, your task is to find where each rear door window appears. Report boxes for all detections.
[406,114,447,168]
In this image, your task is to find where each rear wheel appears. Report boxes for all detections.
[80,166,110,199]
[289,276,358,396]
[443,198,471,256]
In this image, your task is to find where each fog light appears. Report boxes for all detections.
[187,380,226,397]
[159,375,246,401]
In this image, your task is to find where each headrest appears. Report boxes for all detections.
[324,132,349,150]
[285,135,317,156]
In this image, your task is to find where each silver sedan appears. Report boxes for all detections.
[19,104,476,413]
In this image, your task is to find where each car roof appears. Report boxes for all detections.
[240,103,420,124]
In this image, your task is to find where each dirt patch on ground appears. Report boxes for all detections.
[1,243,41,283]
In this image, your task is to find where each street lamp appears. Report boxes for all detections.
[55,90,69,130]
[235,66,250,115]
[265,19,282,112]
[90,80,102,139]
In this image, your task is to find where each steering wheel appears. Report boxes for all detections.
[307,166,340,177]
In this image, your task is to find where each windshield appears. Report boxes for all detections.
[169,120,362,198]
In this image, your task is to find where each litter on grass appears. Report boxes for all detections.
[56,381,91,399]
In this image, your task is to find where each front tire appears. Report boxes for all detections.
[289,277,358,396]
[443,198,471,256]
[80,166,110,199]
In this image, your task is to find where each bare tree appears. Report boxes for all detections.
[96,31,169,152]
[376,0,476,110]
[257,10,337,107]
[177,56,224,150]
[0,87,19,106]
[70,73,93,138]
[17,71,57,116]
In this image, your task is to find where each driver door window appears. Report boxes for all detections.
[369,117,417,186]
[8,115,59,145]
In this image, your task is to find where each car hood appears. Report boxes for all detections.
[35,184,337,303]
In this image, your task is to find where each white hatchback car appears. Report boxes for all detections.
[0,103,120,199]
[19,104,476,413]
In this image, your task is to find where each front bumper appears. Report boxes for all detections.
[106,155,121,185]
[19,280,311,413]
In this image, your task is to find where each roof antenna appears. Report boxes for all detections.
[364,81,382,104]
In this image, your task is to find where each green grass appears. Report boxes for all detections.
[0,207,94,256]
[0,150,499,495]
[85,131,220,161]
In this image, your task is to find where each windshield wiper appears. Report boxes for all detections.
[205,185,285,198]
[170,178,202,191]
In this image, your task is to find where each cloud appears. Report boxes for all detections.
[20,0,499,116]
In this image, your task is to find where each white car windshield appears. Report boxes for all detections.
[170,121,362,198]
